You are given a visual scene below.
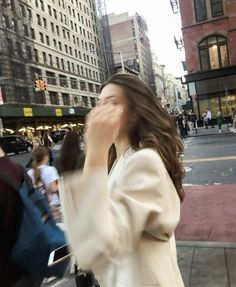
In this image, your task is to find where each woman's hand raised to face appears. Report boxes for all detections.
[85,104,123,155]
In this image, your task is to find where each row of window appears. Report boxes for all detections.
[5,38,101,81]
[35,13,97,41]
[45,71,100,93]
[47,91,97,107]
[194,0,224,22]
[35,0,95,16]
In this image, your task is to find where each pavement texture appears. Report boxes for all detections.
[176,184,236,242]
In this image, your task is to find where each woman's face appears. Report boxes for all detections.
[98,84,133,135]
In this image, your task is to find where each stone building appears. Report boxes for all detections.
[0,0,105,130]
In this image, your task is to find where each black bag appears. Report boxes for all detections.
[74,265,100,287]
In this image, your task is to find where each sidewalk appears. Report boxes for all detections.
[177,241,236,287]
[187,124,233,137]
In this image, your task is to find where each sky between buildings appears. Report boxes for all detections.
[105,0,186,77]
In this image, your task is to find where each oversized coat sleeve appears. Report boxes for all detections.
[59,148,180,271]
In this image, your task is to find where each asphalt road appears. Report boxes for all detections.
[183,133,236,185]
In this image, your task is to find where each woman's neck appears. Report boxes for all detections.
[114,137,131,159]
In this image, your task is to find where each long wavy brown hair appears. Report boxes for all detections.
[101,74,185,202]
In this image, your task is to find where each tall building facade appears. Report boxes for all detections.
[0,0,105,129]
[179,0,236,119]
[107,12,155,89]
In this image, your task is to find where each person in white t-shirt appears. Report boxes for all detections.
[204,108,214,129]
[27,146,60,208]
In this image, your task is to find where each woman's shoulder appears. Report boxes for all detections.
[125,147,163,166]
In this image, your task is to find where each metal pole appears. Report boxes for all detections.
[120,52,125,74]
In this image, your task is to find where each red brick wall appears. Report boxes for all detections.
[179,0,236,73]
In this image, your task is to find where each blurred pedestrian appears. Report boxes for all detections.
[233,109,236,133]
[41,131,54,166]
[0,147,42,287]
[55,131,85,174]
[27,146,60,219]
[59,74,185,287]
[216,111,224,133]
[230,107,235,127]
[26,137,42,168]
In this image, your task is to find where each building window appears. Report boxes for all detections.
[48,5,52,16]
[80,81,86,91]
[199,35,229,71]
[82,96,88,107]
[46,71,56,85]
[12,62,26,79]
[20,4,26,17]
[62,93,70,105]
[39,0,44,11]
[70,78,78,89]
[59,74,68,87]
[7,38,13,54]
[43,17,47,29]
[42,52,47,64]
[37,14,41,26]
[49,91,58,105]
[16,42,22,57]
[194,0,207,22]
[61,59,64,69]
[39,32,44,43]
[26,46,32,60]
[88,83,93,92]
[34,49,38,62]
[90,97,96,107]
[16,87,29,103]
[49,54,53,66]
[211,0,223,17]
[56,57,60,68]
[53,9,57,19]
[28,9,32,20]
[46,35,50,45]
[23,25,29,37]
[2,15,8,28]
[56,25,60,36]
[31,28,35,39]
[51,22,55,33]
[11,20,17,32]
[3,0,13,9]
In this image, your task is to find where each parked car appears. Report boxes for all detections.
[50,129,67,143]
[0,135,33,154]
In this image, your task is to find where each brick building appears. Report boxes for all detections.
[179,0,236,119]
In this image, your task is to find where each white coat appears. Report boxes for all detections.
[59,147,185,287]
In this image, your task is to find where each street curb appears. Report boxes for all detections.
[177,240,236,249]
[187,131,232,138]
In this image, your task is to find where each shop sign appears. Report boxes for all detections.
[23,107,33,117]
[55,108,62,117]
[69,108,75,114]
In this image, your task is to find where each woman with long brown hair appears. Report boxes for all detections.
[60,74,185,287]
[55,131,84,174]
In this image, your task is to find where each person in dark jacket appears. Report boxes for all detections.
[0,147,42,287]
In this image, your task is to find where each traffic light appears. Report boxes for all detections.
[34,80,46,92]
[34,80,40,92]
[39,80,46,92]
